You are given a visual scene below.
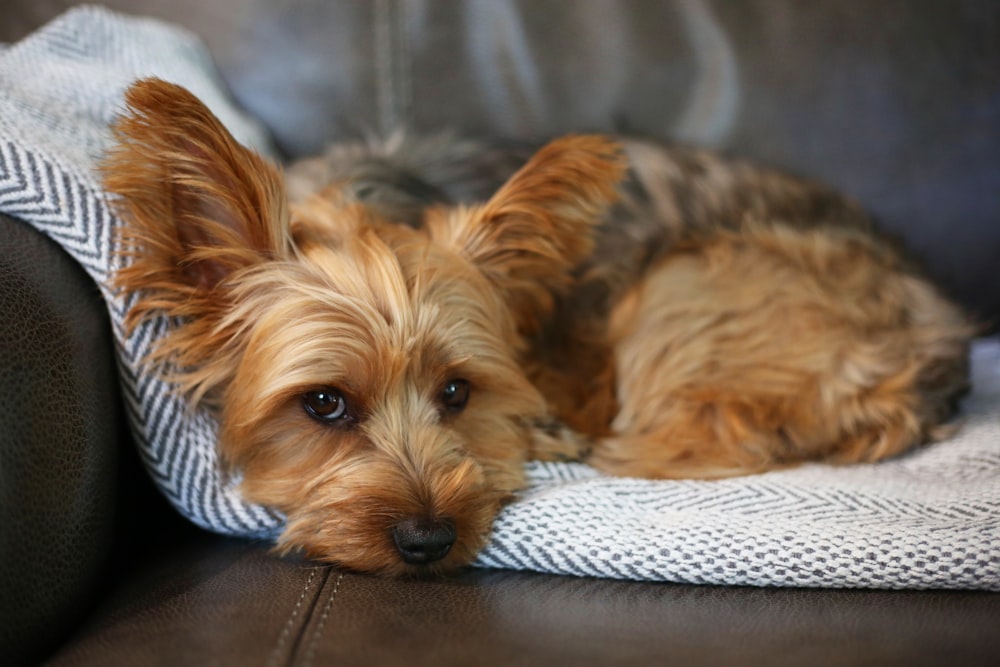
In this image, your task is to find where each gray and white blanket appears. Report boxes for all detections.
[2,6,997,589]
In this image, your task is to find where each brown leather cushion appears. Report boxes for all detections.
[46,536,1000,666]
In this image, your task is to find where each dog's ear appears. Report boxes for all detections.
[426,135,625,334]
[104,78,290,300]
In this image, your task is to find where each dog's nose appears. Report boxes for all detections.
[392,518,456,565]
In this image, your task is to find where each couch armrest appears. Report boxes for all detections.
[0,214,122,665]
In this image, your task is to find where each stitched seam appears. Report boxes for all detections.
[374,0,412,135]
[396,0,413,130]
[374,0,393,135]
[266,567,321,667]
[301,571,345,667]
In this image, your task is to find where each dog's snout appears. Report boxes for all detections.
[392,518,457,565]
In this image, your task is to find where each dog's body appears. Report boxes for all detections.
[287,131,973,477]
[104,79,974,575]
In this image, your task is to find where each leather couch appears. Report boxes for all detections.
[2,2,999,665]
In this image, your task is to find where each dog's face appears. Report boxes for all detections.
[212,207,549,574]
[104,78,622,575]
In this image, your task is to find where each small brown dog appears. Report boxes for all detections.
[104,78,974,575]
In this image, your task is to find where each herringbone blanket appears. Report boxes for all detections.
[3,6,998,589]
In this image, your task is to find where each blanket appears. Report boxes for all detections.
[2,6,997,589]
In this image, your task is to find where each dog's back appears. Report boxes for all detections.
[287,131,975,479]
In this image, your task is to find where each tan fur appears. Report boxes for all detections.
[105,78,974,575]
[587,222,972,478]
[104,79,622,575]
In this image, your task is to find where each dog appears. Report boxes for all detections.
[103,78,974,575]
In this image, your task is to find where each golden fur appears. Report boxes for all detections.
[104,78,974,575]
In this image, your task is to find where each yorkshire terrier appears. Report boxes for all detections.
[103,78,974,576]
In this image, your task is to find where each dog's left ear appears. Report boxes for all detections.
[426,135,625,334]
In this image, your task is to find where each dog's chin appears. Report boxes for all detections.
[277,528,490,578]
[380,550,481,579]
[271,487,503,576]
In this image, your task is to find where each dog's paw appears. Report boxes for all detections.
[526,417,594,463]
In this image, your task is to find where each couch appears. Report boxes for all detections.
[2,2,999,665]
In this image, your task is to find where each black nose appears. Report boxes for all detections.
[392,518,457,565]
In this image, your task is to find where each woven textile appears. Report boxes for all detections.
[3,7,998,589]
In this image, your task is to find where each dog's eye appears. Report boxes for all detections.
[441,379,471,413]
[302,388,351,424]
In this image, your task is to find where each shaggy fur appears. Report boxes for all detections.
[104,78,974,576]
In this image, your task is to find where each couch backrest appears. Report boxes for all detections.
[5,0,998,326]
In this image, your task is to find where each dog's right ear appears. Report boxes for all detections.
[103,78,291,305]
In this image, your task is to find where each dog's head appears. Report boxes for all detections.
[104,78,623,575]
